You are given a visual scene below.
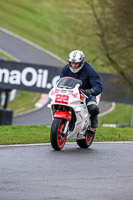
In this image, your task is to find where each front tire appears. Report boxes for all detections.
[77,131,95,148]
[50,118,67,150]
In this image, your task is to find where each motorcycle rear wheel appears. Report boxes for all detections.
[76,132,95,148]
[50,118,67,150]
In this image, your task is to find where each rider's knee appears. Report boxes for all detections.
[87,104,99,116]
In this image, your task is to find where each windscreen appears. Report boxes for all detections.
[57,77,82,89]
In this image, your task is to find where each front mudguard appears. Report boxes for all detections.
[54,110,72,121]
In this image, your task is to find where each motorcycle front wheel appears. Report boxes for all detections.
[76,132,95,148]
[50,118,67,150]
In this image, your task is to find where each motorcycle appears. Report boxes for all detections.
[48,77,95,150]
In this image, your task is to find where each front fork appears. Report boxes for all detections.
[63,120,70,134]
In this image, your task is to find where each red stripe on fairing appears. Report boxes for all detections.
[54,110,72,120]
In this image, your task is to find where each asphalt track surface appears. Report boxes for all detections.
[0,142,133,200]
[0,28,64,66]
[0,28,113,126]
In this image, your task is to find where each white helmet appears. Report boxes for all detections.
[68,50,85,73]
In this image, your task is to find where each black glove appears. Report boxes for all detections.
[80,89,94,97]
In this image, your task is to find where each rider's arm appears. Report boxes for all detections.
[90,75,102,96]
[87,67,102,96]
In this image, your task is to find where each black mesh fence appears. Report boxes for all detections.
[99,73,133,105]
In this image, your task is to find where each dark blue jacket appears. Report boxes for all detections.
[60,62,102,96]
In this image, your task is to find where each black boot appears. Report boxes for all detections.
[87,104,99,129]
[90,115,98,128]
[87,115,98,136]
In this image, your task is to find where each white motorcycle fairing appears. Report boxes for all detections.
[48,77,95,150]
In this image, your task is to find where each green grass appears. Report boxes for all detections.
[0,0,115,73]
[0,126,133,145]
[99,103,133,127]
[8,91,41,114]
[95,127,133,142]
[0,126,50,145]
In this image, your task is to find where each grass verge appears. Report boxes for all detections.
[0,126,133,145]
[99,103,133,127]
[8,91,41,115]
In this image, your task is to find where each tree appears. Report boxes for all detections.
[88,0,133,91]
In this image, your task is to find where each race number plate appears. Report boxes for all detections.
[55,94,69,104]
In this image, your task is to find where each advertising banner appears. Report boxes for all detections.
[0,60,61,93]
[0,60,133,104]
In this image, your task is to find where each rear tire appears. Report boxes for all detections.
[77,131,95,148]
[50,118,67,150]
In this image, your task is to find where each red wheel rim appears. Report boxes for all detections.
[86,135,93,144]
[57,119,67,148]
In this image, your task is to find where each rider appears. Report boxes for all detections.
[60,50,103,133]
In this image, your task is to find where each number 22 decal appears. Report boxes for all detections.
[55,94,69,104]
